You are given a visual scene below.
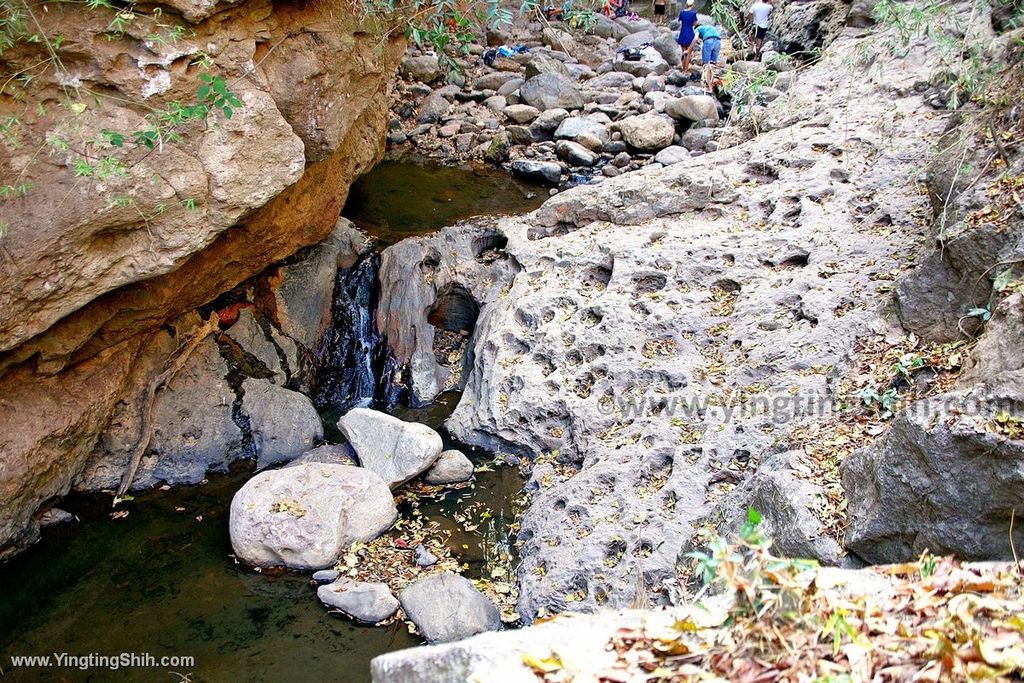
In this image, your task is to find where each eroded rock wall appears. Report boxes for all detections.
[0,0,403,557]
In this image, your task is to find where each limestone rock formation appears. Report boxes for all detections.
[446,28,951,619]
[229,463,397,570]
[376,224,521,404]
[0,0,402,557]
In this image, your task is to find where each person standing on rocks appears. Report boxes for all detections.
[652,0,667,24]
[748,0,772,58]
[677,0,699,73]
[695,23,722,65]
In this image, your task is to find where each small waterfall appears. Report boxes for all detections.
[312,253,401,412]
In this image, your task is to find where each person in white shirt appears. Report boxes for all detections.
[748,0,772,57]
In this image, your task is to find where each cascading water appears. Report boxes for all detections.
[312,253,400,412]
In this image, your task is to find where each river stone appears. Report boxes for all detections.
[417,92,451,124]
[529,108,570,140]
[229,463,397,570]
[616,114,675,151]
[612,48,668,77]
[400,55,441,83]
[519,74,584,111]
[338,408,443,488]
[241,378,323,470]
[504,104,541,124]
[509,160,562,185]
[284,443,358,469]
[542,27,577,54]
[553,117,610,146]
[474,72,521,91]
[497,78,524,96]
[414,543,438,567]
[557,140,598,167]
[422,450,475,485]
[665,95,719,122]
[653,145,690,165]
[318,579,399,624]
[587,71,635,89]
[679,126,715,151]
[225,308,287,384]
[399,573,501,643]
[589,12,629,39]
[653,32,683,65]
[525,54,571,80]
[312,569,341,584]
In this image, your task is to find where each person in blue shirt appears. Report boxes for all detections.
[677,0,699,73]
[696,23,722,65]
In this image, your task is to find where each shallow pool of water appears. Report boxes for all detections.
[342,156,546,245]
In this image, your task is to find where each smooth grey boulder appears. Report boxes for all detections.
[400,55,441,83]
[417,92,451,124]
[509,160,562,185]
[612,48,668,77]
[589,12,629,39]
[524,54,571,80]
[422,449,475,485]
[665,95,719,122]
[225,308,287,384]
[242,378,323,470]
[338,408,443,488]
[653,145,689,165]
[616,114,675,151]
[284,443,358,469]
[679,126,715,151]
[504,104,541,124]
[556,140,598,167]
[399,573,501,643]
[312,569,341,584]
[519,74,584,111]
[318,579,399,624]
[229,463,397,570]
[553,117,610,146]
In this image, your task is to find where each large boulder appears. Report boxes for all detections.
[665,95,719,122]
[399,572,501,643]
[400,55,441,83]
[616,114,676,151]
[283,443,358,469]
[589,13,630,40]
[612,47,668,77]
[417,92,452,124]
[337,408,443,488]
[519,74,585,111]
[225,308,289,385]
[542,27,578,55]
[229,463,397,570]
[318,579,399,624]
[525,54,571,80]
[241,378,323,470]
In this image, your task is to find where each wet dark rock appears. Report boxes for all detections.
[509,159,562,184]
[38,508,75,527]
[399,573,501,643]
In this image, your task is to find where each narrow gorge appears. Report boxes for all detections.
[1,0,1022,679]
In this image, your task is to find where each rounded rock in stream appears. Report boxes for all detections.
[399,572,501,644]
[422,450,475,485]
[337,408,443,489]
[317,579,399,625]
[229,463,397,570]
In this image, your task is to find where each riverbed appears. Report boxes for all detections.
[0,158,541,682]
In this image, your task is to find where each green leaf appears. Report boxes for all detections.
[746,506,762,526]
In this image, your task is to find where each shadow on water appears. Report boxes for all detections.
[342,156,546,246]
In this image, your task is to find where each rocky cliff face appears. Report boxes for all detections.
[0,0,403,558]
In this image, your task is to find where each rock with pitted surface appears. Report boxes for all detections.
[229,463,397,570]
[318,579,400,624]
[338,408,443,488]
[399,573,501,643]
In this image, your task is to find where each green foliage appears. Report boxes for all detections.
[858,386,899,417]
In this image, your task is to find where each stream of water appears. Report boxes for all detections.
[0,158,542,683]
